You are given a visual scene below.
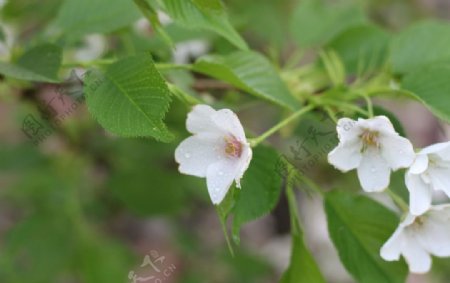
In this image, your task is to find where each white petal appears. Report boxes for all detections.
[206,159,240,204]
[186,104,220,135]
[409,154,429,174]
[417,213,450,257]
[328,140,362,172]
[380,134,415,170]
[380,226,405,261]
[360,116,396,136]
[336,117,361,143]
[402,232,432,274]
[405,173,432,216]
[212,109,246,142]
[234,144,252,188]
[429,204,450,216]
[175,133,224,177]
[428,167,450,197]
[421,141,450,159]
[357,148,391,192]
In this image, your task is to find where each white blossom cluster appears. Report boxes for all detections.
[328,116,450,273]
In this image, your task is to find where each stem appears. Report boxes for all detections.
[298,174,324,196]
[324,106,338,124]
[386,188,409,213]
[323,99,370,117]
[62,60,192,72]
[155,63,193,71]
[216,207,235,257]
[62,59,116,68]
[167,83,202,106]
[248,105,315,147]
[361,93,374,117]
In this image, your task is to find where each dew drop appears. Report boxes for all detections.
[371,167,377,173]
[184,153,191,159]
[218,171,224,176]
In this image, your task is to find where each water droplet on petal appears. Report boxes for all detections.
[371,167,377,173]
[218,171,224,176]
[184,153,191,159]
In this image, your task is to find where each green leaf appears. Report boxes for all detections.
[0,43,62,82]
[162,0,248,50]
[192,0,224,13]
[325,191,408,283]
[401,62,450,123]
[53,0,140,36]
[280,177,326,283]
[193,51,299,110]
[231,146,283,242]
[327,25,390,75]
[290,0,366,48]
[391,20,450,74]
[84,54,173,142]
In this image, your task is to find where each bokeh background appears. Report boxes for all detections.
[1,0,450,282]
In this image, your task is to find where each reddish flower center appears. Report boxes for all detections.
[224,136,242,158]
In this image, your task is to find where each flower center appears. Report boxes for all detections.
[224,136,242,158]
[360,130,379,149]
[410,215,427,231]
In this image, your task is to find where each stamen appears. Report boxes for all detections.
[224,136,242,158]
[360,130,379,147]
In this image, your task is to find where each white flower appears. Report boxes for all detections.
[175,104,252,205]
[405,142,450,215]
[380,205,450,273]
[328,116,415,192]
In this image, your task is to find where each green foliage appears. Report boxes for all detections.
[291,0,366,47]
[327,24,390,75]
[108,140,189,216]
[53,0,140,36]
[402,62,450,123]
[162,0,248,50]
[0,43,62,82]
[325,192,408,283]
[280,181,326,283]
[391,20,450,74]
[231,146,283,242]
[193,51,299,110]
[84,53,174,142]
[192,0,224,13]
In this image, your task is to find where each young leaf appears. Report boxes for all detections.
[391,20,450,74]
[193,51,299,110]
[290,0,366,48]
[280,175,326,283]
[325,191,408,283]
[0,43,62,82]
[162,0,248,50]
[402,62,450,123]
[84,54,173,142]
[327,25,390,75]
[231,146,283,243]
[53,0,140,36]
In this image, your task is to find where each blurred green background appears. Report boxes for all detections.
[1,0,450,282]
